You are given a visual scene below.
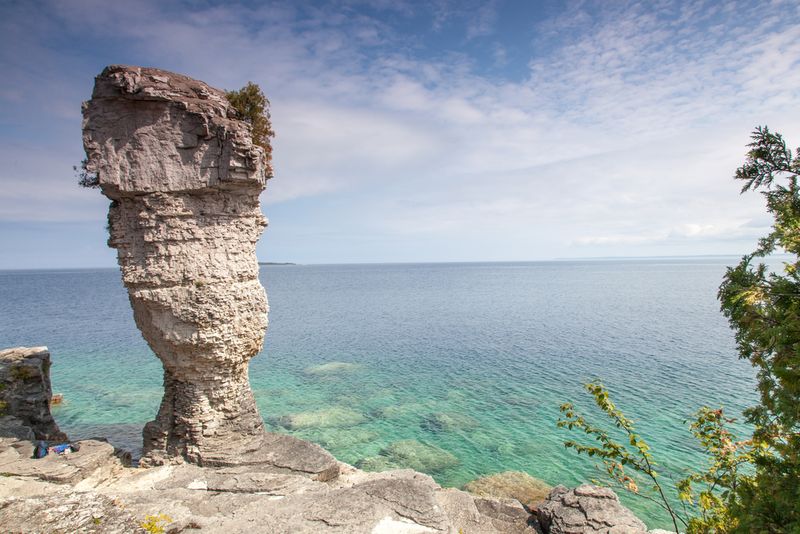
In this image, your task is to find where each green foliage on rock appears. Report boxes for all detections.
[225,82,275,178]
[559,383,752,533]
[75,158,99,188]
[9,365,35,381]
[140,513,171,534]
[718,126,800,532]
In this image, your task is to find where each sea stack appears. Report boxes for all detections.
[81,66,335,477]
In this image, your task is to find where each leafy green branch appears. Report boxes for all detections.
[558,381,685,532]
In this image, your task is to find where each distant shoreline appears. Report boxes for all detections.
[7,254,792,271]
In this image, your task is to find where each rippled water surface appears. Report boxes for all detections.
[0,260,757,528]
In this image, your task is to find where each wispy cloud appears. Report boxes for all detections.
[1,0,799,265]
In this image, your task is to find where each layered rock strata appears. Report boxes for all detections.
[0,347,66,442]
[81,66,333,474]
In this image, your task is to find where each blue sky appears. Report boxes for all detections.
[1,0,799,268]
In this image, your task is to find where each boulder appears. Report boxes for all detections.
[0,347,67,442]
[0,416,35,442]
[464,470,552,509]
[437,488,540,534]
[537,485,647,534]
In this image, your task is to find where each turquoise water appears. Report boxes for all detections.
[0,260,756,528]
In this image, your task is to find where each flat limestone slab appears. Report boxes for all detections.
[197,431,340,482]
[0,439,122,485]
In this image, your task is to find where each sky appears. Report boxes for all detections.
[1,0,799,268]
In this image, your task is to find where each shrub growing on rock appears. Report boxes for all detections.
[718,126,800,531]
[225,82,274,178]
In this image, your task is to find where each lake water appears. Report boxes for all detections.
[0,259,757,528]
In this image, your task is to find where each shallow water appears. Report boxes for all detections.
[0,259,757,528]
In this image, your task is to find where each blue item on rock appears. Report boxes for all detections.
[49,443,72,454]
[33,441,48,459]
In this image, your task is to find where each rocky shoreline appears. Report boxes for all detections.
[0,346,669,533]
[1,66,667,533]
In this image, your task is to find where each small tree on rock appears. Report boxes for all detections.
[718,126,800,532]
[225,82,275,178]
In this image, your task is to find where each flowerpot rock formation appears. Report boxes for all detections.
[81,66,336,477]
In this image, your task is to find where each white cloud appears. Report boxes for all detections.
[1,0,799,262]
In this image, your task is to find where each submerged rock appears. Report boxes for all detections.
[314,428,380,449]
[278,407,366,429]
[537,484,647,534]
[373,402,429,420]
[358,439,460,473]
[0,347,67,442]
[464,471,552,509]
[304,362,361,375]
[357,456,396,472]
[421,412,479,432]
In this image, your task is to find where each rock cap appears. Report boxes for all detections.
[82,65,268,197]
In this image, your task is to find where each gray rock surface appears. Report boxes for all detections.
[537,485,647,534]
[0,438,125,485]
[0,454,539,533]
[0,416,35,442]
[81,65,335,477]
[0,492,141,533]
[437,488,540,534]
[0,347,66,442]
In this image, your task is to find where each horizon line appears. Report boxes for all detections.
[1,253,780,272]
